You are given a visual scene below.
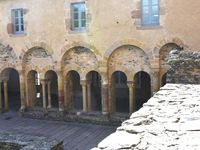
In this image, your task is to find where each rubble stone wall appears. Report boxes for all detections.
[92,84,200,150]
[167,50,200,84]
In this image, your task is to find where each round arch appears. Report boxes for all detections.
[0,68,20,112]
[60,42,101,61]
[111,71,129,113]
[134,71,151,110]
[86,71,102,112]
[65,70,82,112]
[108,45,150,80]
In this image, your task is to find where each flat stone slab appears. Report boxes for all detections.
[0,132,63,150]
[93,84,200,150]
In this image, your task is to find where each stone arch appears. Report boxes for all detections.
[104,39,148,59]
[154,38,184,58]
[0,43,18,66]
[45,70,59,108]
[27,70,42,108]
[60,42,102,60]
[62,46,99,79]
[108,45,150,80]
[158,43,182,87]
[22,47,55,71]
[65,70,82,112]
[134,71,151,110]
[86,71,102,112]
[110,71,129,113]
[21,42,54,57]
[0,68,20,112]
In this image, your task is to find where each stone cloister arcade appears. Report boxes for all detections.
[0,42,182,115]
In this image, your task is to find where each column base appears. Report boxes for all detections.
[20,106,26,112]
[102,112,109,115]
[47,105,52,109]
[59,108,64,112]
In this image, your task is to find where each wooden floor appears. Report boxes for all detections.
[0,111,116,150]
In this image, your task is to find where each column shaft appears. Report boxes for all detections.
[127,81,136,113]
[58,73,64,111]
[101,83,108,114]
[47,81,51,109]
[41,80,47,109]
[19,72,26,111]
[87,82,91,112]
[81,80,88,112]
[4,80,9,112]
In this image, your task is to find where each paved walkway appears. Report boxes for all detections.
[0,111,116,150]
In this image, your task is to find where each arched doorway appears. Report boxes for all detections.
[134,71,151,110]
[27,70,42,108]
[1,68,20,112]
[159,43,182,87]
[45,70,59,109]
[111,71,129,113]
[86,71,102,112]
[161,73,167,87]
[66,70,82,112]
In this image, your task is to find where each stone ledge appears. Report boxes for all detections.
[21,109,127,126]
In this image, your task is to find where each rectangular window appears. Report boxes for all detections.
[142,0,159,25]
[12,9,25,34]
[71,2,86,31]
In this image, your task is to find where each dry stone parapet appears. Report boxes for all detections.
[92,84,200,150]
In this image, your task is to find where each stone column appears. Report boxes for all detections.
[47,80,52,109]
[127,81,136,113]
[19,71,26,111]
[64,81,67,111]
[3,80,9,112]
[41,80,47,109]
[81,80,88,112]
[57,72,64,111]
[152,70,160,95]
[86,81,91,112]
[101,83,109,114]
[0,80,2,113]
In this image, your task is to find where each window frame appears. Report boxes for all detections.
[141,0,160,26]
[71,2,86,31]
[11,8,25,34]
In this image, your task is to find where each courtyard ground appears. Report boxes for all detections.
[0,111,116,150]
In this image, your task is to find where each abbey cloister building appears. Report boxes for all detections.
[0,0,199,115]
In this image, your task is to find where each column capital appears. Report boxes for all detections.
[80,80,87,86]
[127,81,135,88]
[86,80,92,85]
[40,79,47,85]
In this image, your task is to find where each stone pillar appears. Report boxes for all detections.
[152,70,160,95]
[127,81,136,113]
[3,80,9,112]
[41,80,47,109]
[101,83,109,114]
[57,72,64,111]
[81,80,88,112]
[19,71,26,111]
[86,81,91,112]
[0,80,2,113]
[64,81,67,111]
[47,80,52,109]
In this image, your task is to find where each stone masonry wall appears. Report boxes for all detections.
[167,50,200,84]
[92,84,200,150]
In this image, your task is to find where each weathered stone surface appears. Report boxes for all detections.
[93,84,200,150]
[168,50,200,84]
[0,132,63,150]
